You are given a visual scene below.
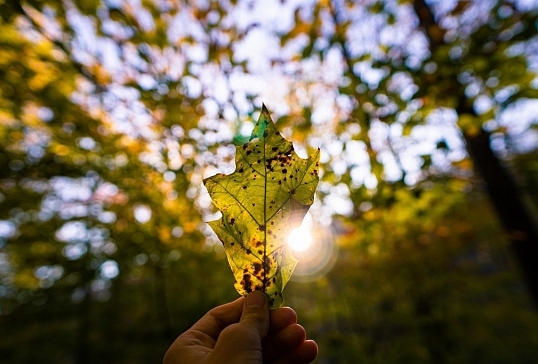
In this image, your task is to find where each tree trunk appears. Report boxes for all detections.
[413,0,538,307]
[154,265,173,341]
[464,128,538,304]
[75,288,91,364]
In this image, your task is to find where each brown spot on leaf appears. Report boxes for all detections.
[242,273,253,293]
[263,256,272,270]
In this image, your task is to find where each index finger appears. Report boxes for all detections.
[269,307,298,336]
[189,296,245,340]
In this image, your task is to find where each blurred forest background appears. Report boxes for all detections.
[1,0,538,363]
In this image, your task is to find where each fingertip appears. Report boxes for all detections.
[289,339,318,363]
[281,323,307,346]
[269,307,297,334]
[246,290,268,308]
[263,322,310,363]
[278,306,297,321]
[271,307,296,321]
[238,291,270,337]
[304,339,318,355]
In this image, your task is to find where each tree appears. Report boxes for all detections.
[1,0,538,363]
[279,0,538,304]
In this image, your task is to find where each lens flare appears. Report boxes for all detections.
[288,227,312,252]
[287,212,338,282]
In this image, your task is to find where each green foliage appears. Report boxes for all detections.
[0,0,537,363]
[204,106,320,308]
[287,184,538,363]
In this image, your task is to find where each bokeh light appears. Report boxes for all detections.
[289,213,338,283]
[288,225,312,252]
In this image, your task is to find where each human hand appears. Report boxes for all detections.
[163,290,318,364]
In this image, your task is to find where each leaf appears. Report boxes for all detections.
[203,105,320,308]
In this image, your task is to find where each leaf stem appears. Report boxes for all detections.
[262,108,268,293]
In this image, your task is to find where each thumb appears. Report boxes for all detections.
[210,291,270,363]
[238,290,270,337]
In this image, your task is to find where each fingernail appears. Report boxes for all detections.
[247,291,266,308]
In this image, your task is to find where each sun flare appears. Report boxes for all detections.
[288,226,313,252]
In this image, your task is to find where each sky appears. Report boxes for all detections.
[4,0,538,287]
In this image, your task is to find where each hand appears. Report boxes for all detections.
[163,290,318,364]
